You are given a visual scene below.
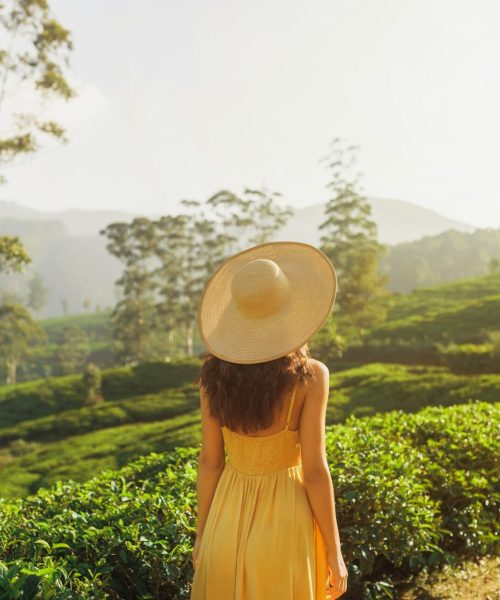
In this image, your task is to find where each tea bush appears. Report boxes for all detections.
[437,342,500,374]
[0,360,202,429]
[0,400,497,599]
[2,362,500,501]
[363,272,500,346]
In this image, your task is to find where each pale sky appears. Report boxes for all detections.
[2,0,499,228]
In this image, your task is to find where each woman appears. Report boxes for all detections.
[190,241,348,599]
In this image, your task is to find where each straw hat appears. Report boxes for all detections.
[197,241,337,364]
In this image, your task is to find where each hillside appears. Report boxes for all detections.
[276,196,474,247]
[0,401,497,599]
[1,360,499,500]
[0,197,485,318]
[363,271,500,345]
[0,217,121,317]
[1,196,473,242]
[9,269,500,383]
[381,227,500,292]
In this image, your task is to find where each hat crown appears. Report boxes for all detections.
[231,258,291,319]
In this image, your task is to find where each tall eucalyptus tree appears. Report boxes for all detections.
[100,218,159,364]
[319,138,388,335]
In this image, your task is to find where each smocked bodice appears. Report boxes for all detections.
[221,382,302,475]
[222,427,302,475]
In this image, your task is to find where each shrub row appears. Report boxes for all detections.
[0,400,497,599]
[343,341,500,374]
[0,360,202,429]
[437,343,500,374]
[2,363,500,501]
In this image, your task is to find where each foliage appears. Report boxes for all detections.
[0,0,75,181]
[489,256,500,274]
[0,303,46,384]
[487,329,500,357]
[1,360,500,501]
[318,138,389,335]
[54,325,90,375]
[308,313,346,364]
[0,401,497,599]
[0,407,202,500]
[100,188,294,364]
[16,269,500,380]
[205,186,293,249]
[0,236,31,274]
[436,342,500,374]
[14,312,116,381]
[83,362,103,406]
[360,272,500,355]
[383,228,500,293]
[101,218,159,365]
[26,271,49,314]
[0,359,202,428]
[324,362,500,422]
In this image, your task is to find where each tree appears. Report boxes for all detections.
[157,189,293,357]
[27,270,48,314]
[100,218,159,364]
[308,317,346,366]
[101,186,293,362]
[318,138,389,337]
[55,324,89,374]
[488,257,500,274]
[0,0,75,183]
[1,288,24,304]
[0,302,45,384]
[82,362,103,405]
[0,235,31,273]
[242,186,294,245]
[206,186,294,250]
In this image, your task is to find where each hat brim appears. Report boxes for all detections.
[197,241,337,364]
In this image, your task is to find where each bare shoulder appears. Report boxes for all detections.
[303,357,330,397]
[305,358,330,389]
[309,357,329,375]
[299,358,330,478]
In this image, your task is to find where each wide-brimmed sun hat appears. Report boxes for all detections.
[197,241,337,364]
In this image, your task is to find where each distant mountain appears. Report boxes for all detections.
[274,197,475,245]
[0,197,488,317]
[1,196,475,243]
[382,228,500,292]
[0,217,121,317]
[0,200,137,237]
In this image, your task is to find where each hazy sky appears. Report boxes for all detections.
[2,0,499,227]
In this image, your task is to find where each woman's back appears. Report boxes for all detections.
[190,360,331,599]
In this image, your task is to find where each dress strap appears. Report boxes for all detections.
[284,381,298,430]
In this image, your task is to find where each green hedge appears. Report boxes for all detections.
[0,386,200,447]
[0,360,202,429]
[0,412,202,500]
[327,363,500,421]
[341,341,442,366]
[437,343,500,374]
[363,272,500,346]
[0,401,497,599]
[2,362,500,500]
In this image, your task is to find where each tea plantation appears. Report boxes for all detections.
[0,401,497,599]
[1,361,500,500]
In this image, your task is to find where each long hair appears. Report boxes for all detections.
[195,343,317,434]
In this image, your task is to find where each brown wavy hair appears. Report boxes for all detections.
[195,343,317,434]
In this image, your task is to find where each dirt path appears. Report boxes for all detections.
[397,554,499,600]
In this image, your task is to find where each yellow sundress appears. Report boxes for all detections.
[190,381,332,599]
